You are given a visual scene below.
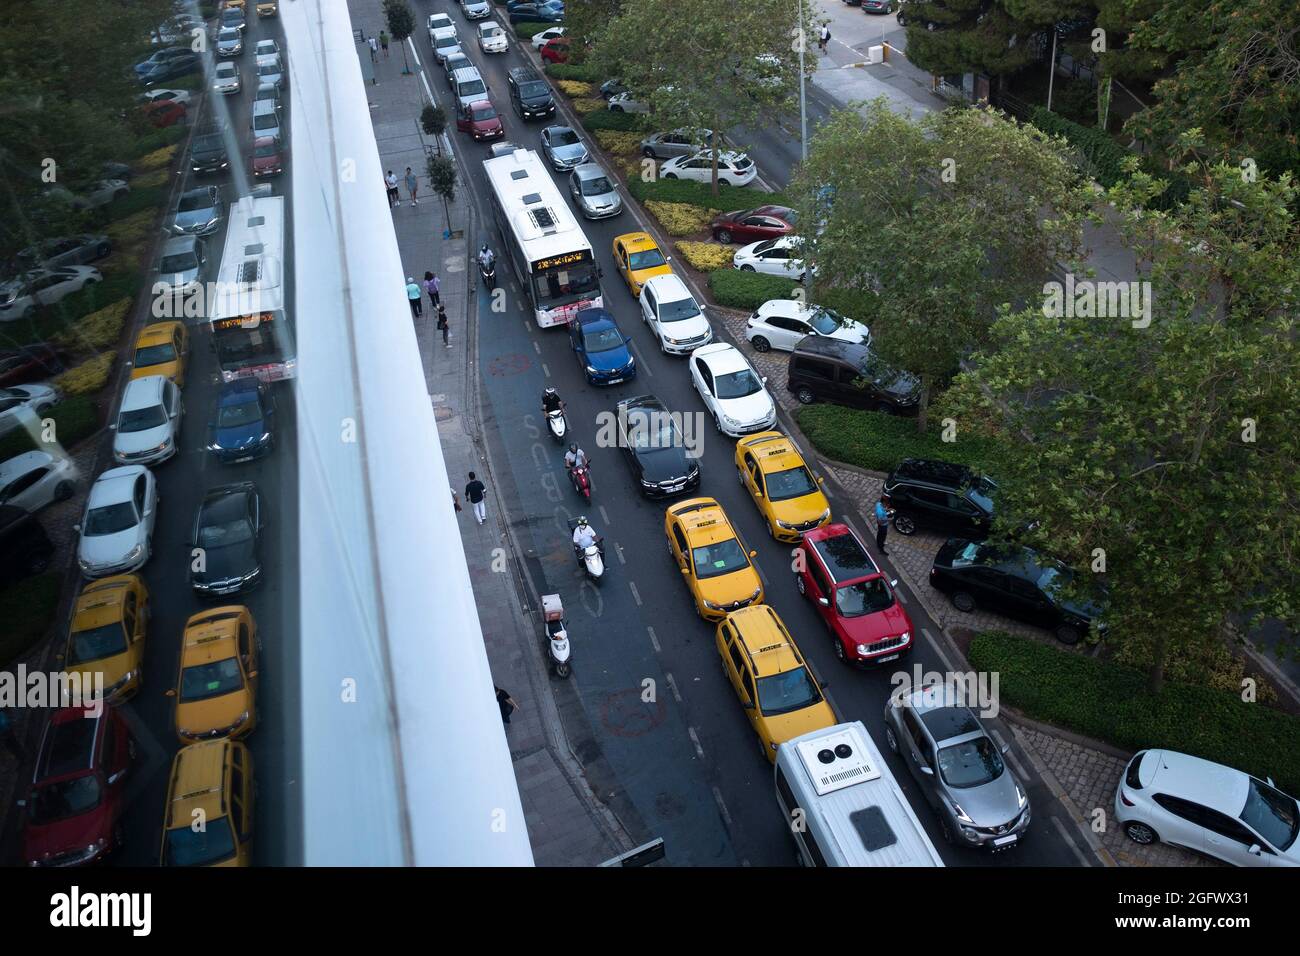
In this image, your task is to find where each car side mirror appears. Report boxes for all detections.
[248,669,258,679]
[165,688,176,697]
[72,524,81,532]
[742,700,754,710]
[748,549,758,558]
[817,597,829,607]
[15,799,25,808]
[1248,844,1263,856]
[919,765,934,776]
[108,422,117,430]
[107,771,124,785]
[1000,742,1010,754]
[890,578,898,587]
[817,476,824,484]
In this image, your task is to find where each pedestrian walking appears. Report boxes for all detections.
[405,166,419,207]
[465,471,487,525]
[874,495,894,555]
[0,709,25,765]
[436,304,449,347]
[385,169,399,207]
[380,31,390,58]
[495,686,518,725]
[368,36,378,62]
[406,276,423,317]
[424,271,441,309]
[819,24,830,54]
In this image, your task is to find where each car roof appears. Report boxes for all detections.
[617,393,665,415]
[36,708,102,783]
[72,575,136,627]
[120,374,168,410]
[0,450,55,481]
[670,497,736,545]
[575,307,616,328]
[903,685,984,741]
[181,607,245,662]
[136,321,181,344]
[693,341,749,373]
[452,66,482,81]
[728,605,803,675]
[573,163,606,180]
[617,231,658,251]
[89,466,146,505]
[1142,750,1253,815]
[792,336,869,362]
[642,272,689,297]
[893,457,978,488]
[166,739,230,827]
[738,431,806,473]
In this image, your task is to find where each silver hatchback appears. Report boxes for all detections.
[567,163,622,219]
[883,682,1031,850]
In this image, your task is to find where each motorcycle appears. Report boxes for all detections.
[568,519,605,584]
[545,407,567,443]
[569,463,591,502]
[479,255,496,291]
[541,592,571,678]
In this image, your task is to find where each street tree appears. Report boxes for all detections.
[383,0,415,75]
[940,160,1300,693]
[788,101,1089,433]
[427,153,457,239]
[421,103,447,154]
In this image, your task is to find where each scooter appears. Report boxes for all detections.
[541,592,571,678]
[567,519,605,584]
[479,256,496,291]
[569,463,591,502]
[545,407,567,443]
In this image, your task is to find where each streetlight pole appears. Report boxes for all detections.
[798,2,808,161]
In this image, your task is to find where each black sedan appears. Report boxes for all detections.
[615,395,702,498]
[17,235,112,270]
[190,482,264,597]
[509,5,564,24]
[929,538,1105,645]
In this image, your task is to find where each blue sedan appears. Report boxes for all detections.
[569,308,636,385]
[207,380,276,464]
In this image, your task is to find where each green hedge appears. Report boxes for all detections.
[0,572,63,666]
[1030,107,1132,188]
[0,396,101,460]
[578,107,644,133]
[11,273,142,348]
[545,61,599,82]
[99,185,170,222]
[128,125,187,159]
[795,403,1006,474]
[707,269,798,310]
[627,175,787,209]
[970,630,1300,796]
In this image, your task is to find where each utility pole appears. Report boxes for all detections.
[798,3,808,161]
[1046,27,1058,112]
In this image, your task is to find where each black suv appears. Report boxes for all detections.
[190,127,230,175]
[883,458,996,538]
[787,338,920,414]
[507,66,555,120]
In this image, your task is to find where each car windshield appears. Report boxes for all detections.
[199,516,254,549]
[29,776,102,825]
[581,327,623,353]
[254,113,278,131]
[68,622,128,664]
[484,26,502,37]
[219,28,239,40]
[177,192,211,212]
[472,106,498,122]
[951,541,982,566]
[691,538,749,579]
[118,404,168,433]
[520,81,548,98]
[628,248,666,270]
[756,666,822,716]
[254,141,280,157]
[532,263,600,307]
[84,501,137,536]
[1240,779,1299,850]
[219,397,262,428]
[165,817,236,866]
[938,736,1005,789]
[808,308,844,335]
[658,297,700,323]
[580,175,612,196]
[626,413,678,450]
[134,343,176,367]
[714,368,762,400]
[967,479,996,515]
[835,577,895,617]
[459,79,486,97]
[160,253,197,273]
[766,465,817,502]
[180,657,243,702]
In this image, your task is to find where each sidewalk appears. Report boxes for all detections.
[350,0,629,865]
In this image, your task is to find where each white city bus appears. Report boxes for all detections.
[482,148,602,328]
[208,192,295,383]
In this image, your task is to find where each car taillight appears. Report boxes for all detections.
[1119,791,1135,807]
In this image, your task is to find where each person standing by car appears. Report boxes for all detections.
[874,495,894,555]
[406,276,423,317]
[465,471,487,525]
[385,169,399,207]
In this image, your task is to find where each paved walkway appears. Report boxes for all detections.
[350,0,629,866]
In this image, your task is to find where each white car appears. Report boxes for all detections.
[137,88,193,108]
[45,179,129,210]
[689,342,776,437]
[639,274,713,355]
[733,236,809,281]
[432,32,464,64]
[0,384,60,435]
[461,0,491,19]
[607,91,650,114]
[477,20,508,53]
[213,61,241,95]
[0,266,102,322]
[428,12,458,45]
[745,299,869,353]
[531,26,564,50]
[75,466,158,578]
[1115,749,1300,867]
[659,149,757,187]
[0,451,77,514]
[112,375,183,466]
[254,39,280,58]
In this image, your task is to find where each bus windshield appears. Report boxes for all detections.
[532,263,600,310]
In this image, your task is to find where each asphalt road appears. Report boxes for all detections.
[422,3,1092,867]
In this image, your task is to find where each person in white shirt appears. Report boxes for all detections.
[572,517,599,551]
[564,443,588,471]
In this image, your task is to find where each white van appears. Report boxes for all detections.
[774,721,944,867]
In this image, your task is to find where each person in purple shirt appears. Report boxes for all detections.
[424,271,441,309]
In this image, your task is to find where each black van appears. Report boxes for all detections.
[0,504,55,588]
[507,66,555,120]
[883,458,996,538]
[787,337,920,414]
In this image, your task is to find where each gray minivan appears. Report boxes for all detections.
[787,337,920,415]
[452,66,488,111]
[251,98,282,142]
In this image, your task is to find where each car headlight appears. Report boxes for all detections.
[950,801,975,825]
[586,365,598,375]
[687,463,700,476]
[640,478,656,487]
[818,508,831,522]
[124,544,143,561]
[776,518,795,530]
[208,441,223,451]
[259,432,271,442]
[898,631,911,644]
[1016,785,1027,809]
[702,599,721,610]
[856,644,872,657]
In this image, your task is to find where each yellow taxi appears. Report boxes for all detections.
[61,575,149,702]
[612,232,673,297]
[665,497,764,621]
[224,0,247,10]
[160,738,254,867]
[734,431,831,543]
[167,606,259,743]
[716,604,836,762]
[130,321,189,386]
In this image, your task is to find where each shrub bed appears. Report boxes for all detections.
[673,241,733,272]
[571,97,605,115]
[646,201,718,236]
[0,395,100,460]
[578,108,643,133]
[707,268,798,310]
[794,403,1006,473]
[628,176,786,210]
[593,130,642,155]
[53,352,115,397]
[128,125,187,159]
[135,144,179,172]
[545,62,601,83]
[52,299,131,353]
[969,630,1300,796]
[0,572,63,666]
[555,79,593,97]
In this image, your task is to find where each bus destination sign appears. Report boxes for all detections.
[532,250,591,271]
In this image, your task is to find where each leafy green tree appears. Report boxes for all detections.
[789,101,1088,432]
[427,154,457,237]
[563,0,623,61]
[902,0,1038,79]
[383,0,415,74]
[421,102,447,154]
[941,160,1300,692]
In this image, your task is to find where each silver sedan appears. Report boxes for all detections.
[568,163,622,219]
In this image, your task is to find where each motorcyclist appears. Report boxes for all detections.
[564,442,588,471]
[478,243,495,271]
[572,516,602,557]
[542,386,564,416]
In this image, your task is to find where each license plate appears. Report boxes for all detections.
[667,483,684,492]
[877,653,900,663]
[606,377,623,385]
[992,835,1018,847]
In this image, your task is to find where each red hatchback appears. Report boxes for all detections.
[795,523,914,666]
[252,135,286,177]
[142,99,187,128]
[710,205,798,244]
[21,705,134,867]
[456,100,505,141]
[540,37,570,64]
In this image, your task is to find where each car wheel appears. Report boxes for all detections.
[642,147,655,158]
[751,336,771,352]
[610,105,624,112]
[740,264,755,272]
[98,243,111,258]
[873,401,894,414]
[893,514,916,535]
[663,172,677,179]
[54,480,75,501]
[1055,624,1083,646]
[795,574,806,596]
[951,591,977,613]
[717,229,732,244]
[795,386,816,405]
[765,519,775,539]
[832,636,848,663]
[884,725,899,754]
[114,190,128,201]
[1124,821,1158,846]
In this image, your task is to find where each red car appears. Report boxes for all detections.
[142,99,187,128]
[795,523,914,666]
[21,705,134,867]
[456,100,505,141]
[540,37,570,64]
[0,344,64,387]
[252,135,286,177]
[710,204,798,244]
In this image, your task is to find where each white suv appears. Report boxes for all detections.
[1115,749,1299,867]
[639,274,712,355]
[112,375,183,466]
